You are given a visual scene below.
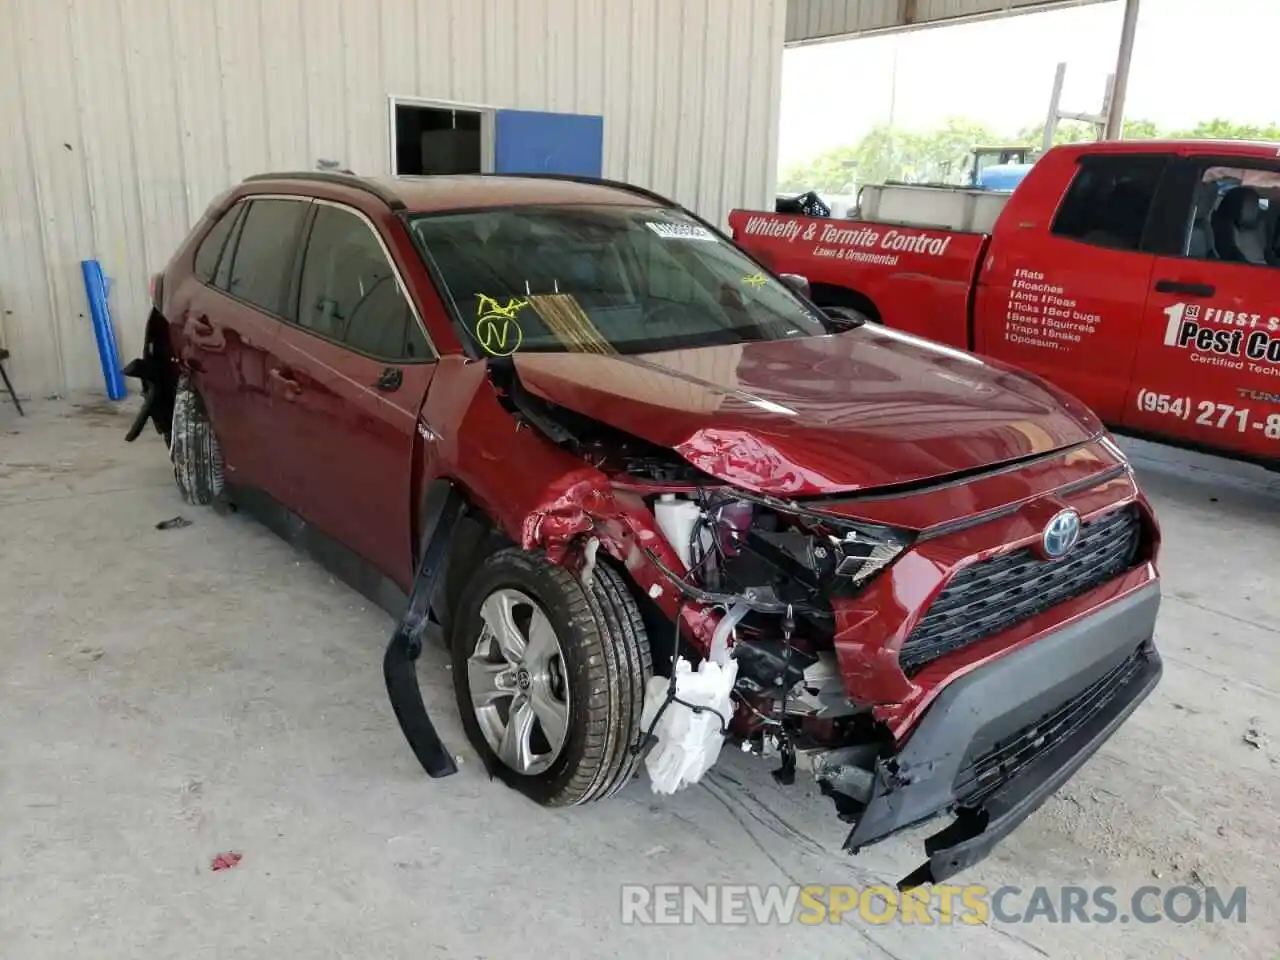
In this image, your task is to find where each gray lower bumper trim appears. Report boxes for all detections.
[845,581,1162,869]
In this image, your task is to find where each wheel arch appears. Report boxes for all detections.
[414,478,512,637]
[808,282,882,322]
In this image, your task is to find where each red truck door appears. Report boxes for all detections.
[1121,154,1280,461]
[974,153,1170,423]
[270,202,438,590]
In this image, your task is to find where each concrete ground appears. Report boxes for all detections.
[1,396,1277,959]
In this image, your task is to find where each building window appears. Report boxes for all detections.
[391,101,487,176]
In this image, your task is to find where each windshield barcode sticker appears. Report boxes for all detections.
[645,221,717,242]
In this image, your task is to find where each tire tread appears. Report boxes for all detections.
[169,376,224,505]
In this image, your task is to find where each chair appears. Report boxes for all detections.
[0,346,23,415]
[1214,186,1270,265]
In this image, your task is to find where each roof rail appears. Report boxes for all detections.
[241,170,405,211]
[478,172,680,211]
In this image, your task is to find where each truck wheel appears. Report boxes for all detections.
[451,548,652,806]
[169,375,224,505]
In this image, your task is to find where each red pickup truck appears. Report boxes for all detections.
[732,140,1280,465]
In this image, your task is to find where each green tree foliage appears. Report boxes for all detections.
[780,117,1280,195]
[1014,118,1161,146]
[780,117,997,194]
[1167,118,1280,141]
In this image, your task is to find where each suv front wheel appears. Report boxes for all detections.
[451,548,652,806]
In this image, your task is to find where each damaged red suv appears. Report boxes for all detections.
[124,171,1162,886]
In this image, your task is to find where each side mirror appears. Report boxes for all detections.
[822,306,868,332]
[779,273,811,299]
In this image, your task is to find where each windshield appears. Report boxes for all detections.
[409,205,828,357]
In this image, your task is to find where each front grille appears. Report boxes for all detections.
[952,647,1147,807]
[899,505,1142,674]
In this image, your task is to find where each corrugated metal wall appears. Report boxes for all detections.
[0,0,786,399]
[786,0,1112,43]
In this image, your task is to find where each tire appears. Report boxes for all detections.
[451,547,652,806]
[169,375,224,505]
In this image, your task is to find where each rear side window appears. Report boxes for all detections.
[297,205,431,360]
[225,199,309,313]
[1051,155,1168,252]
[214,208,244,291]
[194,205,242,283]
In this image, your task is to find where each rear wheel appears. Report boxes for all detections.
[451,548,651,806]
[169,376,224,505]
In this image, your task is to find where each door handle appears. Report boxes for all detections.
[1155,279,1216,298]
[269,367,302,400]
[376,367,403,392]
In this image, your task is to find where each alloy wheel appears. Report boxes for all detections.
[468,588,571,775]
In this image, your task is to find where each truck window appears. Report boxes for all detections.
[1186,164,1280,267]
[1051,156,1167,252]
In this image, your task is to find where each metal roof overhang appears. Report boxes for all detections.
[785,0,1118,46]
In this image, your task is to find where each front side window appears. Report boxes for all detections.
[410,205,828,356]
[1051,156,1167,252]
[296,205,430,360]
[225,199,309,313]
[1185,163,1280,266]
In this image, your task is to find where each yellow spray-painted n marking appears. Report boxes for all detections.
[474,293,528,356]
[476,293,529,320]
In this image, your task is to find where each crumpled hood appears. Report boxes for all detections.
[512,328,1100,496]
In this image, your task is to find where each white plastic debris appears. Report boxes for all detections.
[579,536,600,589]
[641,656,738,794]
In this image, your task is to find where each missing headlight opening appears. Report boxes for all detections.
[489,367,910,818]
[632,482,909,813]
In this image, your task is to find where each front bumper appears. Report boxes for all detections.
[844,581,1162,887]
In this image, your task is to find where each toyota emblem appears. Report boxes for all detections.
[1042,508,1082,559]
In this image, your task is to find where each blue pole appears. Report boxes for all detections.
[80,259,127,401]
